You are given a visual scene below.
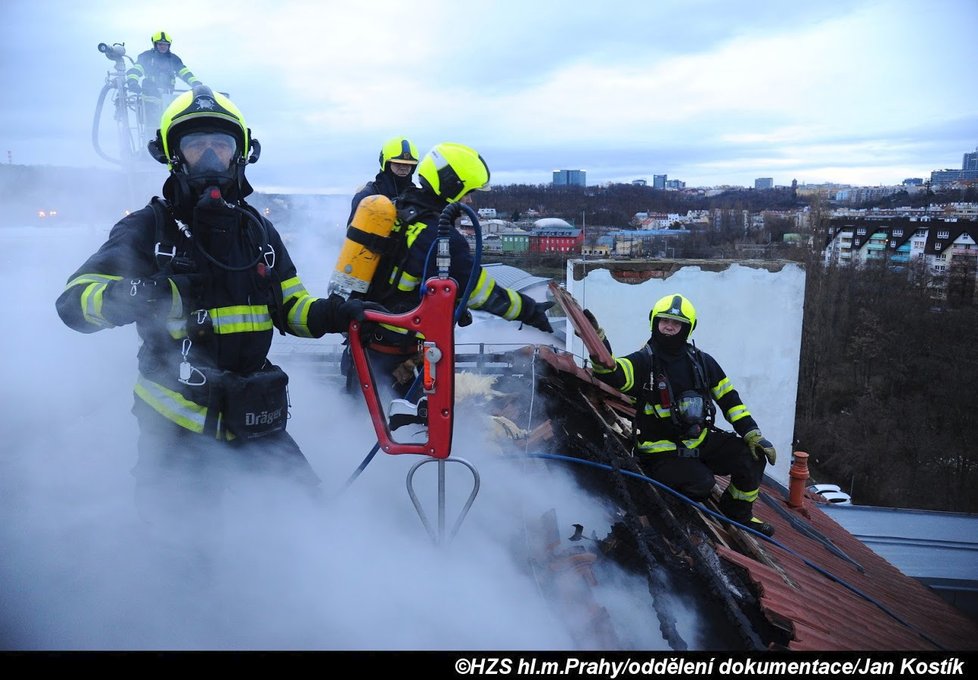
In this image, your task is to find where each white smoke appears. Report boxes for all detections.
[0,191,700,651]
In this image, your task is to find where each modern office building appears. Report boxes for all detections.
[552,169,586,187]
[755,177,774,190]
[963,147,978,172]
[930,146,978,186]
[652,174,667,190]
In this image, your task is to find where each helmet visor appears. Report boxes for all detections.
[178,131,237,173]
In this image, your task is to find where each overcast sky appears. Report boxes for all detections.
[1,0,976,193]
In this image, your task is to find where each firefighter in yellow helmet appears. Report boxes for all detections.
[55,85,371,531]
[588,294,777,537]
[125,31,203,128]
[126,31,202,97]
[344,142,554,401]
[346,136,420,226]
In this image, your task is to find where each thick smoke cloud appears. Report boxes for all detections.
[0,187,697,651]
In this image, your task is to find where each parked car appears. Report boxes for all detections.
[807,483,853,506]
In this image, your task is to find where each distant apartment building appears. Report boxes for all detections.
[664,179,685,190]
[834,186,905,203]
[500,231,530,254]
[902,178,924,186]
[822,217,978,302]
[611,228,690,257]
[930,169,978,186]
[581,242,611,257]
[652,174,667,190]
[529,219,583,253]
[481,234,503,254]
[494,219,584,255]
[552,169,586,187]
[755,178,774,190]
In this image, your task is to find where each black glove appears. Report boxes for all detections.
[101,275,173,326]
[337,297,388,326]
[578,308,606,340]
[127,80,141,94]
[518,296,554,333]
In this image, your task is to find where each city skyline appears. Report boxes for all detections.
[1,0,976,193]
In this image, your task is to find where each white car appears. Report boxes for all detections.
[807,483,853,506]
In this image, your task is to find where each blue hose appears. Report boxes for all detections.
[523,452,947,651]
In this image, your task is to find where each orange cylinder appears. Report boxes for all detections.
[788,451,810,508]
[328,194,396,299]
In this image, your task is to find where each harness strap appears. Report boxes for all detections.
[346,226,394,255]
[638,342,715,432]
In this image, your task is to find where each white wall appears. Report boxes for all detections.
[564,260,806,487]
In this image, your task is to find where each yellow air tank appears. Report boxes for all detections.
[328,194,397,299]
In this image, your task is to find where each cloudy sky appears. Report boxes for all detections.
[1,0,976,193]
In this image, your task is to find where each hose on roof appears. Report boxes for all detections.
[524,452,948,652]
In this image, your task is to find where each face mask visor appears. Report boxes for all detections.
[178,131,238,176]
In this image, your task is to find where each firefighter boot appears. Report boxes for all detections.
[719,491,775,538]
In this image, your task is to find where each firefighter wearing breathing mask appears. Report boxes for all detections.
[55,85,369,527]
[588,294,777,537]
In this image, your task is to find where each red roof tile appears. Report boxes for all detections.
[717,483,978,650]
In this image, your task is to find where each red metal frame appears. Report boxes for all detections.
[348,278,457,459]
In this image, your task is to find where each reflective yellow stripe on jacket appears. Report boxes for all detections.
[592,357,635,392]
[65,273,122,328]
[208,305,273,334]
[281,276,317,337]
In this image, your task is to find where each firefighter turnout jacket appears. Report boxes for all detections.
[126,49,200,94]
[368,188,535,330]
[56,201,348,436]
[592,338,760,456]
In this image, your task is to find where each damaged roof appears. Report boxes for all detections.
[507,343,978,651]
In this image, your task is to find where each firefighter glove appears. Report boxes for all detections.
[518,296,554,333]
[745,429,777,465]
[127,80,141,94]
[580,308,606,340]
[337,298,387,326]
[102,276,172,325]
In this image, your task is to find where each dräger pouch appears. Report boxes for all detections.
[221,362,290,439]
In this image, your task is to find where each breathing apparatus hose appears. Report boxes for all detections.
[190,203,270,272]
[342,203,483,490]
[92,82,119,165]
[420,202,482,323]
[522,452,948,651]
